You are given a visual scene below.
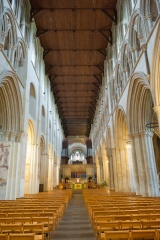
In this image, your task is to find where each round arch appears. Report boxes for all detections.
[127,72,152,133]
[114,106,131,192]
[126,72,159,196]
[0,71,22,139]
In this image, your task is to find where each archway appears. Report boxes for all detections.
[127,72,159,196]
[0,71,22,200]
[114,107,133,192]
[25,120,38,194]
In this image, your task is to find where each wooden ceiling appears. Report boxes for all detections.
[30,0,117,137]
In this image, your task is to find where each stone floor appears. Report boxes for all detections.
[51,190,95,240]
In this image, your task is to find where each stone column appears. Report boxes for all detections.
[102,156,109,183]
[120,147,130,192]
[144,132,159,196]
[96,163,101,185]
[98,157,104,182]
[48,156,54,191]
[103,157,110,188]
[129,134,140,195]
[19,132,28,198]
[116,148,123,191]
[126,141,136,192]
[53,164,59,187]
[40,153,48,191]
[5,141,20,200]
[112,148,118,191]
[108,155,115,190]
[133,133,147,196]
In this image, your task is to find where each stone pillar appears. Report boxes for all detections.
[133,133,147,196]
[53,164,59,187]
[120,147,130,192]
[48,156,54,191]
[96,163,101,184]
[5,141,20,200]
[130,131,159,196]
[102,156,109,183]
[143,132,159,196]
[24,144,38,194]
[40,153,49,191]
[105,159,109,183]
[98,157,104,182]
[108,155,115,190]
[126,141,136,192]
[116,148,123,191]
[112,148,118,191]
[129,134,140,195]
[19,132,28,198]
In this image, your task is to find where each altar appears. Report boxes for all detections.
[72,183,84,190]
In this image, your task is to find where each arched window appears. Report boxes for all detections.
[29,83,36,120]
[129,12,143,65]
[121,43,132,83]
[14,39,26,70]
[118,0,129,39]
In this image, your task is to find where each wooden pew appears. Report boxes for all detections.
[101,230,130,240]
[9,233,35,240]
[130,229,157,240]
[0,234,8,240]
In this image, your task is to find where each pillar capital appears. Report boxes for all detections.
[139,131,153,137]
[132,132,140,138]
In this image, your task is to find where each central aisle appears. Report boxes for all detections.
[52,191,95,240]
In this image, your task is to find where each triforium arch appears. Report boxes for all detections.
[0,8,17,62]
[14,38,27,71]
[128,10,143,65]
[114,106,132,192]
[127,72,159,196]
[140,0,159,35]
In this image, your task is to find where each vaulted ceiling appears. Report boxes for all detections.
[29,0,117,137]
